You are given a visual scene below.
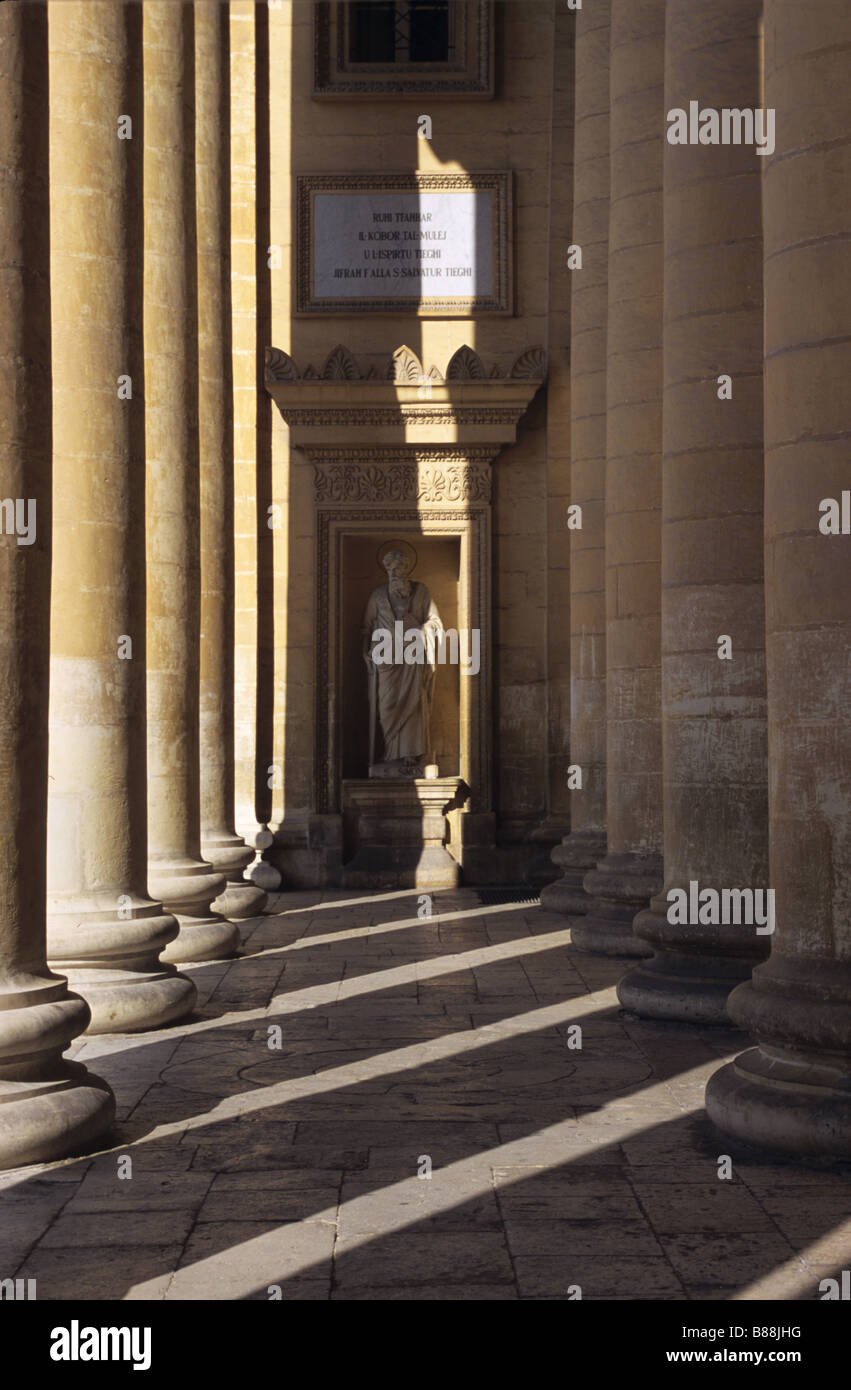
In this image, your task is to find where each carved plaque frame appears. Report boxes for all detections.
[296,171,513,316]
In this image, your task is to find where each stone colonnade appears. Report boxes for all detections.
[0,0,849,1172]
[0,0,266,1169]
[547,0,851,1155]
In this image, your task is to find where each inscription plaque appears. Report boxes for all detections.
[297,172,512,316]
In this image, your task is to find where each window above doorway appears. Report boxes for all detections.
[313,0,494,98]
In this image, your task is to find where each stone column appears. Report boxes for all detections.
[706,0,851,1154]
[540,0,610,919]
[230,1,280,891]
[532,2,573,879]
[576,0,663,956]
[618,0,769,1021]
[195,0,267,921]
[0,0,114,1168]
[45,0,196,1033]
[144,0,238,964]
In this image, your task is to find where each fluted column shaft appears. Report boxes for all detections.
[619,0,769,1022]
[196,0,267,921]
[541,0,610,920]
[45,0,195,1032]
[0,0,114,1167]
[577,0,664,957]
[144,0,237,964]
[707,0,851,1154]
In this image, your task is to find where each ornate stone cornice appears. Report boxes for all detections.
[264,343,546,451]
[266,343,546,384]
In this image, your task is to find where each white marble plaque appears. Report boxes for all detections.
[297,173,512,315]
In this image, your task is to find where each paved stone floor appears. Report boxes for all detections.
[3,889,851,1301]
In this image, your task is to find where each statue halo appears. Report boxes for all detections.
[376,539,418,576]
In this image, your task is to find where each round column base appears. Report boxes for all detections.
[248,858,283,892]
[48,904,197,1033]
[571,914,653,957]
[539,879,589,916]
[202,832,269,919]
[149,858,238,962]
[61,967,197,1034]
[0,1062,115,1171]
[706,1048,851,1159]
[160,914,240,964]
[573,853,660,957]
[211,879,269,921]
[620,902,769,1023]
[617,958,739,1024]
[539,830,606,916]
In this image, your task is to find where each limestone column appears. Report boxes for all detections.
[576,0,663,956]
[706,0,851,1154]
[195,0,267,921]
[144,0,238,964]
[230,1,280,891]
[618,0,769,1021]
[540,0,610,919]
[0,0,114,1168]
[45,0,196,1033]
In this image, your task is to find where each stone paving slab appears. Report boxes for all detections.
[2,888,851,1300]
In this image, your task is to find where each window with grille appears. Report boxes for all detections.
[314,0,493,98]
[349,1,453,66]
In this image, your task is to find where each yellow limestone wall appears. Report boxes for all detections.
[261,1,571,882]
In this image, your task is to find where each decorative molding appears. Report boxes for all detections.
[282,406,529,429]
[447,345,486,380]
[307,447,496,466]
[266,347,299,382]
[313,460,492,505]
[264,343,546,385]
[322,344,361,380]
[390,345,424,383]
[511,346,548,380]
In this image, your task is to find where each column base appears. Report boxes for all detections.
[48,902,197,1033]
[149,858,240,963]
[705,956,851,1158]
[212,880,268,920]
[0,1063,115,1170]
[573,852,659,957]
[0,981,115,1170]
[706,1047,851,1159]
[617,899,769,1024]
[202,829,269,920]
[539,829,606,916]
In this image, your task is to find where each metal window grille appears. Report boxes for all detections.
[349,0,454,65]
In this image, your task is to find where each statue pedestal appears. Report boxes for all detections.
[342,778,465,889]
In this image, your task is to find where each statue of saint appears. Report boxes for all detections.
[361,547,443,776]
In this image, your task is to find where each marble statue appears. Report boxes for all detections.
[361,548,443,777]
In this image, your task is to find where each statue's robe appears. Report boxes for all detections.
[362,581,443,761]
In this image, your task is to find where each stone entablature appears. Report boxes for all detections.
[264,343,545,452]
